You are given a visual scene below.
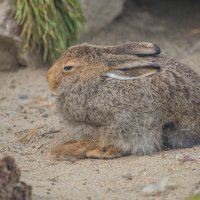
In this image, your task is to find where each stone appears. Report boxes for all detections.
[80,0,125,39]
[19,94,29,100]
[0,156,32,200]
[0,0,45,71]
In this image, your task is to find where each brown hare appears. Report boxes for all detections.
[47,42,200,159]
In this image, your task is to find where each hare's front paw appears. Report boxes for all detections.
[86,146,123,159]
[49,139,89,160]
[49,139,124,160]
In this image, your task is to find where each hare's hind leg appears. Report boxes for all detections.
[162,122,200,149]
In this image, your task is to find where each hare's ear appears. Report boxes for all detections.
[104,62,161,80]
[101,42,161,56]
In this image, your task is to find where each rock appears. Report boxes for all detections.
[122,173,133,180]
[194,181,200,194]
[0,0,19,70]
[19,94,29,100]
[141,177,169,196]
[0,156,32,200]
[0,0,45,71]
[42,113,49,118]
[176,153,199,163]
[80,0,125,39]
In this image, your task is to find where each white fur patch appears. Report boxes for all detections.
[105,72,139,80]
[105,71,157,80]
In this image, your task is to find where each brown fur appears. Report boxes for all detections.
[50,138,122,159]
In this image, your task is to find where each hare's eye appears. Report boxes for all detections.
[63,65,73,72]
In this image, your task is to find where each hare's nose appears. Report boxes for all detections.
[46,69,58,93]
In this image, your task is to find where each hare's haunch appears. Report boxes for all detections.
[47,42,200,159]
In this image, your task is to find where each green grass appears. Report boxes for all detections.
[14,0,86,62]
[187,194,200,200]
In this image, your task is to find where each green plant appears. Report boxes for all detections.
[187,194,200,200]
[14,0,86,62]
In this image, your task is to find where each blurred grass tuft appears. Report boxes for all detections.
[186,194,200,200]
[14,0,86,62]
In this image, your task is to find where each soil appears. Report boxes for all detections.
[0,0,200,199]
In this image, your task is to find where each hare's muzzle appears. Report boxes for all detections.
[46,68,59,94]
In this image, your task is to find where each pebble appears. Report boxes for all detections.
[42,113,48,118]
[9,84,16,89]
[122,173,133,180]
[19,94,28,100]
[176,153,198,162]
[141,177,169,195]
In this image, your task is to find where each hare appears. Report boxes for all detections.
[47,42,200,159]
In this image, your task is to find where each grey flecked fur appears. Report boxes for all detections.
[47,42,200,155]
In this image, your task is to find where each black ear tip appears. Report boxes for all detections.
[154,44,161,55]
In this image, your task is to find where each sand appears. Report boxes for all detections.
[0,0,200,199]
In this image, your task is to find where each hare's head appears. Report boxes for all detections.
[47,42,161,94]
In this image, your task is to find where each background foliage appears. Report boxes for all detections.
[14,0,86,62]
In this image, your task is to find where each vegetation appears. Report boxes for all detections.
[14,0,86,62]
[187,194,200,200]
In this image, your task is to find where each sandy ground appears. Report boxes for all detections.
[1,0,200,199]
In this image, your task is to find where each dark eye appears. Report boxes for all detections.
[63,65,73,72]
